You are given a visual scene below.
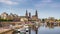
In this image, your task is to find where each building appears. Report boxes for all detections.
[9,13,20,21]
[1,12,8,19]
[20,16,28,22]
[31,10,38,22]
[20,10,29,22]
[0,12,20,21]
[20,10,39,22]
[0,10,39,22]
[44,17,56,23]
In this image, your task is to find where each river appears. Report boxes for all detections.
[13,23,60,34]
[31,24,60,34]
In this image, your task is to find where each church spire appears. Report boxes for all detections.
[25,10,28,17]
[35,10,38,18]
[29,12,31,18]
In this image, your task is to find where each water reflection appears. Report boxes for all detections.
[38,26,60,34]
[13,23,60,34]
[34,23,60,34]
[31,23,60,34]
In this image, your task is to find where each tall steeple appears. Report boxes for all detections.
[35,10,38,18]
[25,10,28,17]
[29,12,31,18]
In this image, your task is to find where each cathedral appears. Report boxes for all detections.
[20,10,39,22]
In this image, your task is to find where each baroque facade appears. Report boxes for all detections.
[0,10,40,22]
[20,10,39,22]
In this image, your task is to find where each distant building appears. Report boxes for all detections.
[0,10,40,22]
[20,10,39,22]
[20,10,29,22]
[20,16,28,22]
[25,10,28,17]
[9,13,20,21]
[31,10,38,21]
[0,12,20,21]
[1,12,8,19]
[35,10,38,18]
[44,17,56,23]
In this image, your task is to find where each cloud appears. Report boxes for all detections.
[0,0,30,5]
[0,0,18,5]
[35,0,60,8]
[35,0,52,8]
[50,3,60,8]
[42,0,52,3]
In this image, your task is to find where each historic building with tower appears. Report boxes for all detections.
[20,10,39,22]
[31,10,38,21]
[0,10,40,23]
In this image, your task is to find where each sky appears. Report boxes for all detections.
[0,0,60,19]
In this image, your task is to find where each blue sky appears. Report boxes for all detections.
[0,0,60,19]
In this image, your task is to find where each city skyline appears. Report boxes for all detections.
[0,0,60,19]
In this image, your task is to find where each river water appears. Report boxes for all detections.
[13,23,60,34]
[31,24,60,34]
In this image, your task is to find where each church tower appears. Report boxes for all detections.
[25,10,28,17]
[29,12,31,18]
[35,10,38,18]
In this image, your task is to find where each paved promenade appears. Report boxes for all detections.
[0,26,14,34]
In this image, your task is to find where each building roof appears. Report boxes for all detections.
[20,16,29,18]
[1,12,8,15]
